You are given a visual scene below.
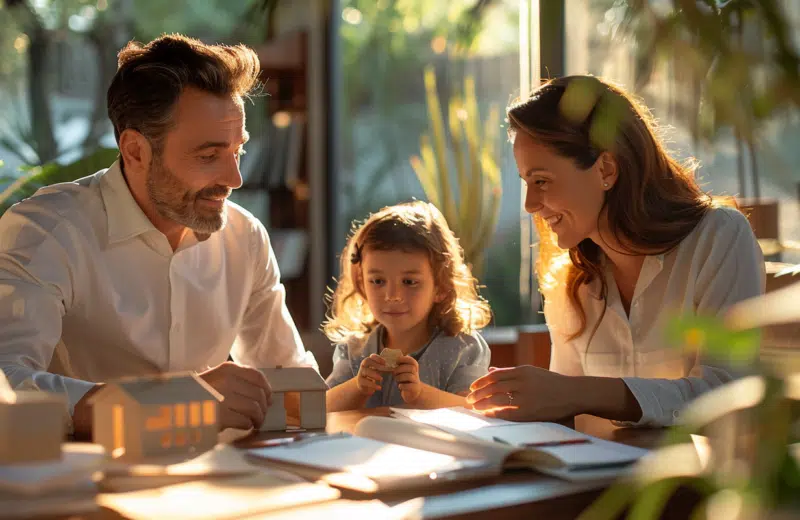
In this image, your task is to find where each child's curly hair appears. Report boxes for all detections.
[323,201,492,344]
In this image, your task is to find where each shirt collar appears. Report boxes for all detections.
[585,253,665,300]
[98,161,158,245]
[373,325,441,359]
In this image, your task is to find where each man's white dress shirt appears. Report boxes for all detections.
[546,206,765,427]
[0,162,316,415]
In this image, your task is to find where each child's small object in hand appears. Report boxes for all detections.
[379,348,402,370]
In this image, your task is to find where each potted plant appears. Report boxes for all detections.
[409,66,502,277]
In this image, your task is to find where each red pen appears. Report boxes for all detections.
[522,438,591,448]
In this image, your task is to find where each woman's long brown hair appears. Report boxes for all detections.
[507,75,732,341]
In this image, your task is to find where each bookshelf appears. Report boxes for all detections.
[240,30,316,331]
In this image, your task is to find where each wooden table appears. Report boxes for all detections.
[225,408,670,519]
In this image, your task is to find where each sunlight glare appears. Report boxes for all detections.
[342,8,363,25]
[399,408,494,431]
[344,444,459,477]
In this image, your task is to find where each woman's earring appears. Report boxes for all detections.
[603,182,610,188]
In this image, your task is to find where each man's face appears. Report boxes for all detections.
[147,87,248,234]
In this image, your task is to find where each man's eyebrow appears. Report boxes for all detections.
[191,132,250,153]
[191,141,229,152]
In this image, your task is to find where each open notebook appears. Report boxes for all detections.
[246,408,648,492]
[388,407,649,481]
[246,430,496,493]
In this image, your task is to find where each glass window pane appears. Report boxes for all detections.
[190,402,202,427]
[202,400,216,425]
[174,403,186,428]
[334,0,524,327]
[145,405,172,431]
[565,0,800,264]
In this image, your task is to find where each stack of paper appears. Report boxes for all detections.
[102,443,260,492]
[0,443,105,518]
[98,471,341,519]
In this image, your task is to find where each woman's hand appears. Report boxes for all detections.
[466,365,577,422]
[356,354,387,396]
[394,355,423,403]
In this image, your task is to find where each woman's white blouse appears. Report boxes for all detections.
[545,207,765,427]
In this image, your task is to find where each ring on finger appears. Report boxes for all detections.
[506,392,515,405]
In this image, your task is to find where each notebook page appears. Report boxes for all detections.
[390,407,586,445]
[391,407,514,431]
[247,434,490,489]
[536,438,647,470]
[355,416,511,465]
[390,407,648,472]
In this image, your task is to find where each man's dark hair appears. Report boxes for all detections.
[107,34,261,164]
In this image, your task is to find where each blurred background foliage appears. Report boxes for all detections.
[0,0,526,326]
[618,0,800,200]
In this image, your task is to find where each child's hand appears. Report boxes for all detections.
[356,354,387,396]
[394,355,422,403]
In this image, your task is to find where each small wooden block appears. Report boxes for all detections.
[379,348,402,370]
[0,392,66,464]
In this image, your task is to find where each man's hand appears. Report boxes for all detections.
[199,361,272,430]
[394,355,422,404]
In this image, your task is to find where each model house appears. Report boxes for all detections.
[0,371,66,464]
[89,372,223,461]
[259,366,328,431]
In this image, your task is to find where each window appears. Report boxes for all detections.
[145,406,172,431]
[174,403,187,428]
[174,431,186,447]
[112,404,124,454]
[0,2,263,189]
[202,401,216,425]
[190,402,202,427]
[160,431,171,449]
[333,1,526,326]
[192,430,202,444]
[564,0,800,263]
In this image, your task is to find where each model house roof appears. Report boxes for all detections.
[89,372,223,406]
[260,366,328,392]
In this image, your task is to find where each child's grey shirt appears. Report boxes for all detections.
[325,326,490,408]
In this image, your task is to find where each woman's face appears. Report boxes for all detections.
[513,130,614,249]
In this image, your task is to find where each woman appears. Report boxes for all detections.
[467,75,765,427]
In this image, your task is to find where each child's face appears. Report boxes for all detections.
[360,248,439,341]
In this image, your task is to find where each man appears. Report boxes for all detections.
[0,34,317,436]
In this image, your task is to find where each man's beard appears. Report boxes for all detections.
[146,156,231,235]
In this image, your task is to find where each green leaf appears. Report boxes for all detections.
[575,478,632,520]
[0,147,119,214]
[664,314,761,366]
[558,76,601,125]
[628,478,685,520]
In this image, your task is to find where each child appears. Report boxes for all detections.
[323,201,493,411]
